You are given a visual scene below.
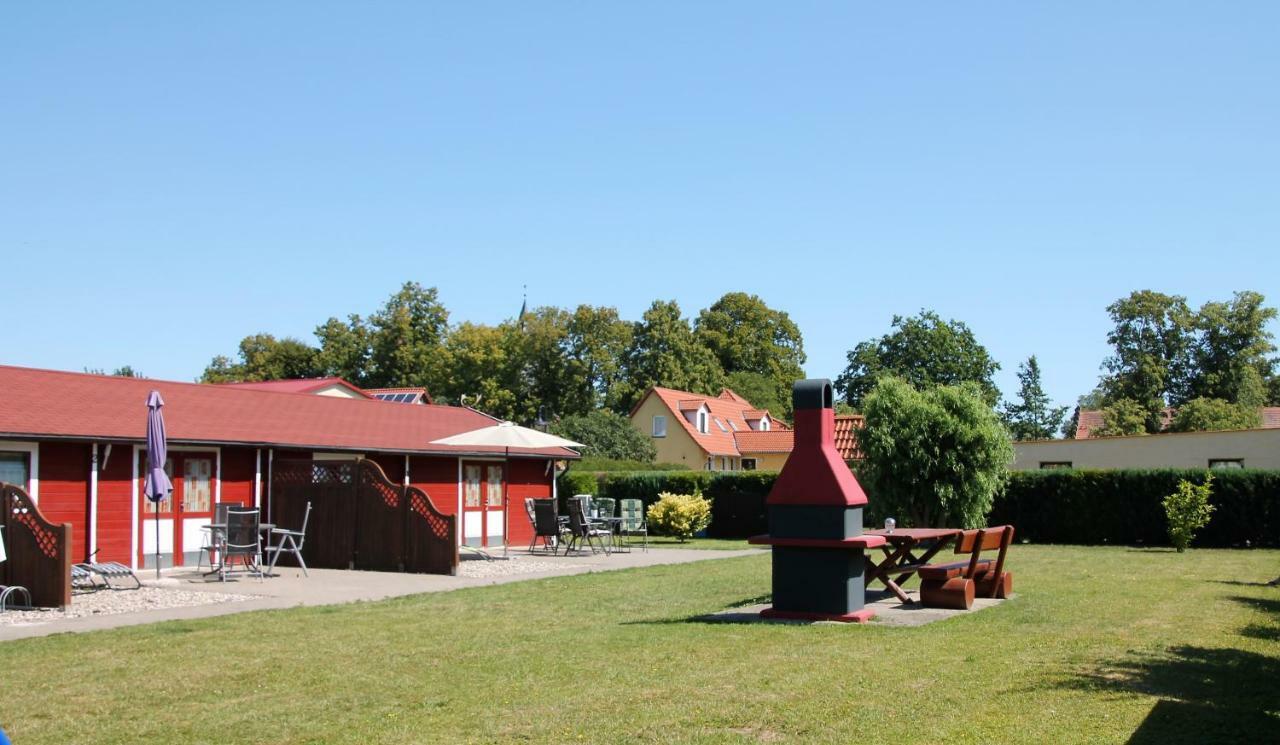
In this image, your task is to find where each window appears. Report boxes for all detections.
[705,457,714,471]
[697,409,709,434]
[0,452,30,489]
[728,419,739,431]
[1039,462,1073,469]
[742,458,757,471]
[759,416,770,432]
[1209,459,1244,469]
[652,415,666,437]
[714,418,728,433]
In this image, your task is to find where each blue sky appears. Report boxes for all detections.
[3,3,1277,411]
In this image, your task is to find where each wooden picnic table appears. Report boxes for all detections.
[863,527,962,604]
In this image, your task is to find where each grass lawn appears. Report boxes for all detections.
[1,546,1277,744]
[641,536,758,550]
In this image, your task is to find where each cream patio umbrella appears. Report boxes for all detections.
[430,422,584,556]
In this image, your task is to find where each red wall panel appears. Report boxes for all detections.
[506,458,554,546]
[96,443,135,564]
[36,442,91,562]
[409,456,457,517]
[219,447,257,508]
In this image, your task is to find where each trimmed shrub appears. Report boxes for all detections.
[990,468,1280,548]
[1163,474,1215,552]
[558,470,599,498]
[647,491,712,541]
[703,471,777,538]
[594,466,1280,547]
[575,457,689,472]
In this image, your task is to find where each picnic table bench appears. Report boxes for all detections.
[864,525,1015,609]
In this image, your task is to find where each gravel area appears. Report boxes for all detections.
[458,556,586,579]
[0,586,256,627]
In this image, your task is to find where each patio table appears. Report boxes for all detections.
[863,528,961,604]
[202,522,276,578]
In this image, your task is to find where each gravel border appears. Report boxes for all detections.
[458,556,587,579]
[0,586,256,627]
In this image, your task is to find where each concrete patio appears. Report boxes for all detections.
[0,546,764,642]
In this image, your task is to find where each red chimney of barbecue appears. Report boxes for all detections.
[767,380,867,507]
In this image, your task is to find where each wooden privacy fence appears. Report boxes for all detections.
[270,459,458,575]
[1,482,72,608]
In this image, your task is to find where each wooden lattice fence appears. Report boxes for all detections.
[270,459,457,575]
[1,482,72,608]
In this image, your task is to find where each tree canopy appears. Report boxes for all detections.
[615,300,726,412]
[549,410,657,462]
[199,286,807,428]
[695,292,805,417]
[1096,290,1279,432]
[858,377,1012,528]
[835,310,1001,409]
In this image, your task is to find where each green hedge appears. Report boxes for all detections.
[990,469,1280,548]
[587,467,1280,546]
[594,471,776,538]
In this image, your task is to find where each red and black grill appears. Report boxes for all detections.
[749,379,885,622]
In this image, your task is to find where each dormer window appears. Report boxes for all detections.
[697,409,709,434]
[759,415,770,432]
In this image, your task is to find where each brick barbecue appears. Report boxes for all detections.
[748,379,885,622]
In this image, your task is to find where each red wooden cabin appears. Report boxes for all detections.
[0,365,575,571]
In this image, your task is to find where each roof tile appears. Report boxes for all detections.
[0,366,572,458]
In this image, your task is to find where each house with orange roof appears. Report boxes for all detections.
[628,386,865,471]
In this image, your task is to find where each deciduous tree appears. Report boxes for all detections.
[1098,290,1194,431]
[695,292,805,416]
[549,410,656,462]
[835,310,1001,409]
[615,300,725,412]
[858,377,1012,528]
[367,282,450,388]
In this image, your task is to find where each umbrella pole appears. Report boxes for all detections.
[155,509,161,580]
[503,447,509,558]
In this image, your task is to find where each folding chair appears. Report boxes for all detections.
[265,502,312,577]
[222,507,263,581]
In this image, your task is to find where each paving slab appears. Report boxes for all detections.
[702,588,1011,627]
[0,547,764,642]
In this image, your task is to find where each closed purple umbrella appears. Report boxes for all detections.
[145,391,172,579]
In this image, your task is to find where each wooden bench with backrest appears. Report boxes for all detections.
[917,525,1014,610]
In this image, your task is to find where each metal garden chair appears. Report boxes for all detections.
[197,503,232,573]
[222,507,263,581]
[265,501,312,577]
[565,496,611,555]
[529,498,566,553]
[619,498,648,552]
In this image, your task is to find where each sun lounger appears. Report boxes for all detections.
[72,556,142,591]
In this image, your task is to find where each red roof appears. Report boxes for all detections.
[638,386,791,457]
[833,414,864,461]
[1076,406,1280,439]
[718,388,752,405]
[0,366,575,459]
[734,430,794,453]
[221,377,371,398]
